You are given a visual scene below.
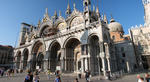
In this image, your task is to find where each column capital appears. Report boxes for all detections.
[100,52,105,58]
[106,56,110,59]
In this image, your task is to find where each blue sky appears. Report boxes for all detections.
[0,0,145,46]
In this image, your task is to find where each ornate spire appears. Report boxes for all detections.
[110,14,115,23]
[83,0,91,11]
[38,20,41,28]
[83,0,91,25]
[73,3,76,10]
[104,14,108,24]
[44,8,49,18]
[66,3,71,16]
[54,10,58,19]
[43,8,50,22]
[59,10,61,17]
[96,6,100,18]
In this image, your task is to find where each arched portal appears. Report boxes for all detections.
[49,42,61,72]
[23,49,29,69]
[36,52,44,69]
[16,51,21,69]
[31,41,44,70]
[65,38,81,72]
[89,35,102,75]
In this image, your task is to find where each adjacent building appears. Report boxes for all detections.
[0,45,14,69]
[108,17,136,73]
[129,0,150,70]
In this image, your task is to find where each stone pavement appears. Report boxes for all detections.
[0,72,144,82]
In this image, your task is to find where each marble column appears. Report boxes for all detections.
[27,53,32,70]
[81,59,84,73]
[107,58,111,71]
[104,43,111,72]
[20,55,24,70]
[60,48,65,72]
[43,51,49,71]
[43,60,48,71]
[99,42,106,76]
[85,58,88,71]
[62,48,67,72]
[101,56,106,76]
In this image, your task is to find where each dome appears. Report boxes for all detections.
[108,21,124,32]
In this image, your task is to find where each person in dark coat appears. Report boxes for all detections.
[85,70,90,82]
[29,71,33,82]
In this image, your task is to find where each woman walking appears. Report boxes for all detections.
[33,73,40,82]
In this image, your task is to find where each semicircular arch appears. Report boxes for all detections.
[39,22,53,37]
[68,15,84,28]
[63,36,80,48]
[87,33,99,43]
[16,50,21,57]
[31,40,45,55]
[48,40,61,51]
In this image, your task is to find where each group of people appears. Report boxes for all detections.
[46,69,91,82]
[24,69,91,82]
[0,68,15,77]
[24,70,40,82]
[137,73,150,82]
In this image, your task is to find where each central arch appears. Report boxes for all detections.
[31,41,44,71]
[48,41,61,72]
[65,38,81,72]
[88,35,102,75]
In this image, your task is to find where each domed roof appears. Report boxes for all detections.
[108,19,124,32]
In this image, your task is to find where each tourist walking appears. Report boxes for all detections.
[55,75,61,82]
[11,69,14,76]
[46,69,51,80]
[1,69,4,77]
[137,75,144,82]
[55,70,60,76]
[145,73,150,82]
[33,73,40,82]
[24,73,30,82]
[85,70,90,82]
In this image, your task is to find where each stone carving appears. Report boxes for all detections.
[57,23,67,30]
[71,17,84,27]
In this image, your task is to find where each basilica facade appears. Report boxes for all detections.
[14,0,137,76]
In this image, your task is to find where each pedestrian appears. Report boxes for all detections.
[106,71,111,80]
[74,78,79,82]
[55,75,61,82]
[33,73,40,82]
[145,73,150,82]
[24,73,30,82]
[55,70,60,76]
[85,70,90,82]
[29,71,33,82]
[1,69,4,77]
[137,75,144,82]
[11,69,14,76]
[46,69,51,80]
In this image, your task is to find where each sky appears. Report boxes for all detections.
[0,0,145,46]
